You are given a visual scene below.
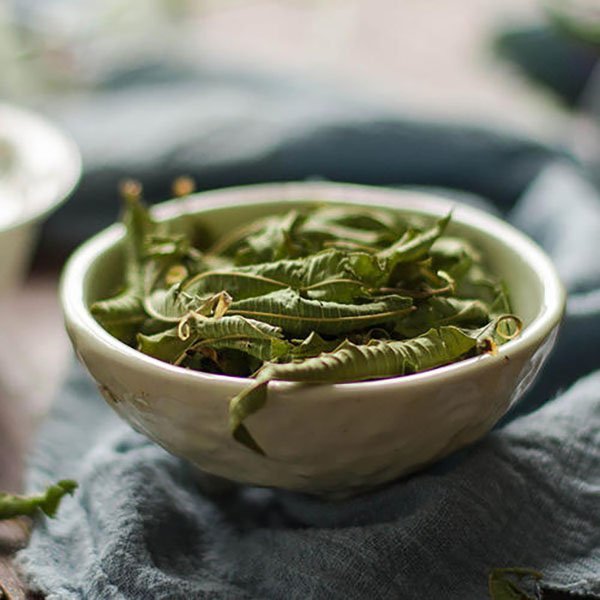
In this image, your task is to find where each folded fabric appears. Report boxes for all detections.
[17,67,600,599]
[16,363,600,599]
[36,63,557,260]
[494,25,598,106]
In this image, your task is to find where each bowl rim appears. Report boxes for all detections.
[60,181,566,393]
[0,103,81,233]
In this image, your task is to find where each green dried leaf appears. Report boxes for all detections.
[143,286,194,322]
[229,326,477,450]
[182,270,288,302]
[186,316,289,362]
[0,480,78,520]
[430,236,477,280]
[489,281,512,317]
[395,297,489,338]
[307,206,405,236]
[287,332,343,360]
[228,289,413,337]
[143,233,190,258]
[379,213,451,269]
[137,327,190,364]
[213,210,308,265]
[196,337,291,363]
[138,316,287,365]
[488,568,543,600]
[182,249,371,303]
[91,290,145,328]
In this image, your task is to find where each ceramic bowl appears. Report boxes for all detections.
[0,104,80,293]
[61,183,565,496]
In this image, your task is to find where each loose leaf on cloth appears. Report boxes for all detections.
[488,568,543,600]
[0,481,77,520]
[229,325,478,453]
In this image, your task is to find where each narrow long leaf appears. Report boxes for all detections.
[182,250,369,302]
[137,327,191,364]
[258,325,477,384]
[286,332,343,360]
[379,214,451,269]
[91,290,146,344]
[181,270,288,302]
[394,297,489,338]
[194,337,291,362]
[91,196,155,339]
[228,289,413,337]
[144,286,196,322]
[229,326,477,451]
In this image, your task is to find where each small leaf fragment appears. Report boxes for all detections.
[488,567,543,600]
[0,480,78,520]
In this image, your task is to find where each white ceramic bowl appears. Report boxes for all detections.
[0,104,80,293]
[61,183,565,496]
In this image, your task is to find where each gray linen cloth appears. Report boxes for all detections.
[16,68,600,599]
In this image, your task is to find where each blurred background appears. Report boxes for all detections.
[1,0,597,135]
[0,0,598,484]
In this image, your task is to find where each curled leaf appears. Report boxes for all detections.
[138,316,288,365]
[287,332,343,360]
[183,250,372,302]
[229,326,477,451]
[379,213,451,269]
[395,297,489,338]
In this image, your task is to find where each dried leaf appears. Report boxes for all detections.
[138,315,288,365]
[0,480,77,520]
[229,326,477,450]
[228,289,413,337]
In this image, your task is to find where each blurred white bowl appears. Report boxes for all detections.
[0,104,80,293]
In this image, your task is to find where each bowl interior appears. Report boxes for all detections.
[82,189,546,332]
